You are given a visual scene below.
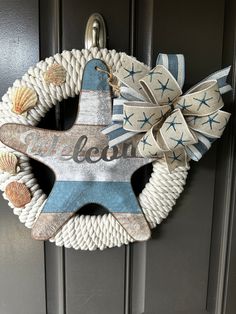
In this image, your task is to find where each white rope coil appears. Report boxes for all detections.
[0,48,189,250]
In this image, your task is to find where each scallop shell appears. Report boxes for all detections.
[12,86,38,115]
[5,181,31,208]
[43,64,66,85]
[0,152,18,174]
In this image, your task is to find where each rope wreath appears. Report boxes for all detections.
[0,48,189,250]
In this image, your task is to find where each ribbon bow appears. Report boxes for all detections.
[102,54,231,171]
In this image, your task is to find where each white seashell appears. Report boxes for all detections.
[5,181,31,208]
[43,63,66,85]
[11,86,38,115]
[0,152,18,174]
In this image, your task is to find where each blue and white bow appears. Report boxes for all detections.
[102,54,231,171]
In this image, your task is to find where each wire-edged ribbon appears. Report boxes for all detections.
[102,54,231,171]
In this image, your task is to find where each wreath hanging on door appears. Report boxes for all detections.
[0,48,231,250]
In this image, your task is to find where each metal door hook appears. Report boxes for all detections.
[85,13,106,49]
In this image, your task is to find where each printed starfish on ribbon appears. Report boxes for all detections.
[0,59,151,242]
[154,109,165,123]
[165,116,182,132]
[193,92,213,111]
[137,112,155,129]
[123,63,143,83]
[147,69,162,82]
[155,78,174,98]
[167,97,176,106]
[123,110,134,126]
[202,113,220,129]
[170,132,190,148]
[176,99,192,112]
[140,134,152,150]
[168,151,183,163]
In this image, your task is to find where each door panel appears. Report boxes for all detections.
[62,0,131,53]
[61,2,131,314]
[132,1,225,313]
[0,1,46,314]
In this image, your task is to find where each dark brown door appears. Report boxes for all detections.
[0,1,235,314]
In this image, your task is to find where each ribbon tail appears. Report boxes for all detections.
[186,66,232,95]
[156,53,185,89]
[112,97,125,122]
[102,123,137,147]
[185,132,216,161]
[204,66,232,94]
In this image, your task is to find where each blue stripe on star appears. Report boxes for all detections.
[42,181,143,214]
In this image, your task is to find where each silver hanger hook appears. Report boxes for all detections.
[85,13,107,49]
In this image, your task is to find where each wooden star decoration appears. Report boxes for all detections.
[0,59,151,242]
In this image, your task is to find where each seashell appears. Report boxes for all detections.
[0,152,18,174]
[11,86,38,115]
[5,181,31,208]
[43,63,66,85]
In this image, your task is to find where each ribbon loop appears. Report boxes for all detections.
[160,109,197,151]
[137,121,167,158]
[139,65,182,104]
[186,110,231,138]
[174,80,223,116]
[114,55,149,97]
[123,102,170,132]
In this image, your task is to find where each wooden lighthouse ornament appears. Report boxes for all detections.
[0,59,151,241]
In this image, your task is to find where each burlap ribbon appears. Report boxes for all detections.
[102,54,231,171]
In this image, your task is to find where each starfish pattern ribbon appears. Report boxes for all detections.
[102,54,231,171]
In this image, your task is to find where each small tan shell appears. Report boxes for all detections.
[12,86,38,115]
[43,64,66,85]
[0,152,18,174]
[5,181,31,208]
